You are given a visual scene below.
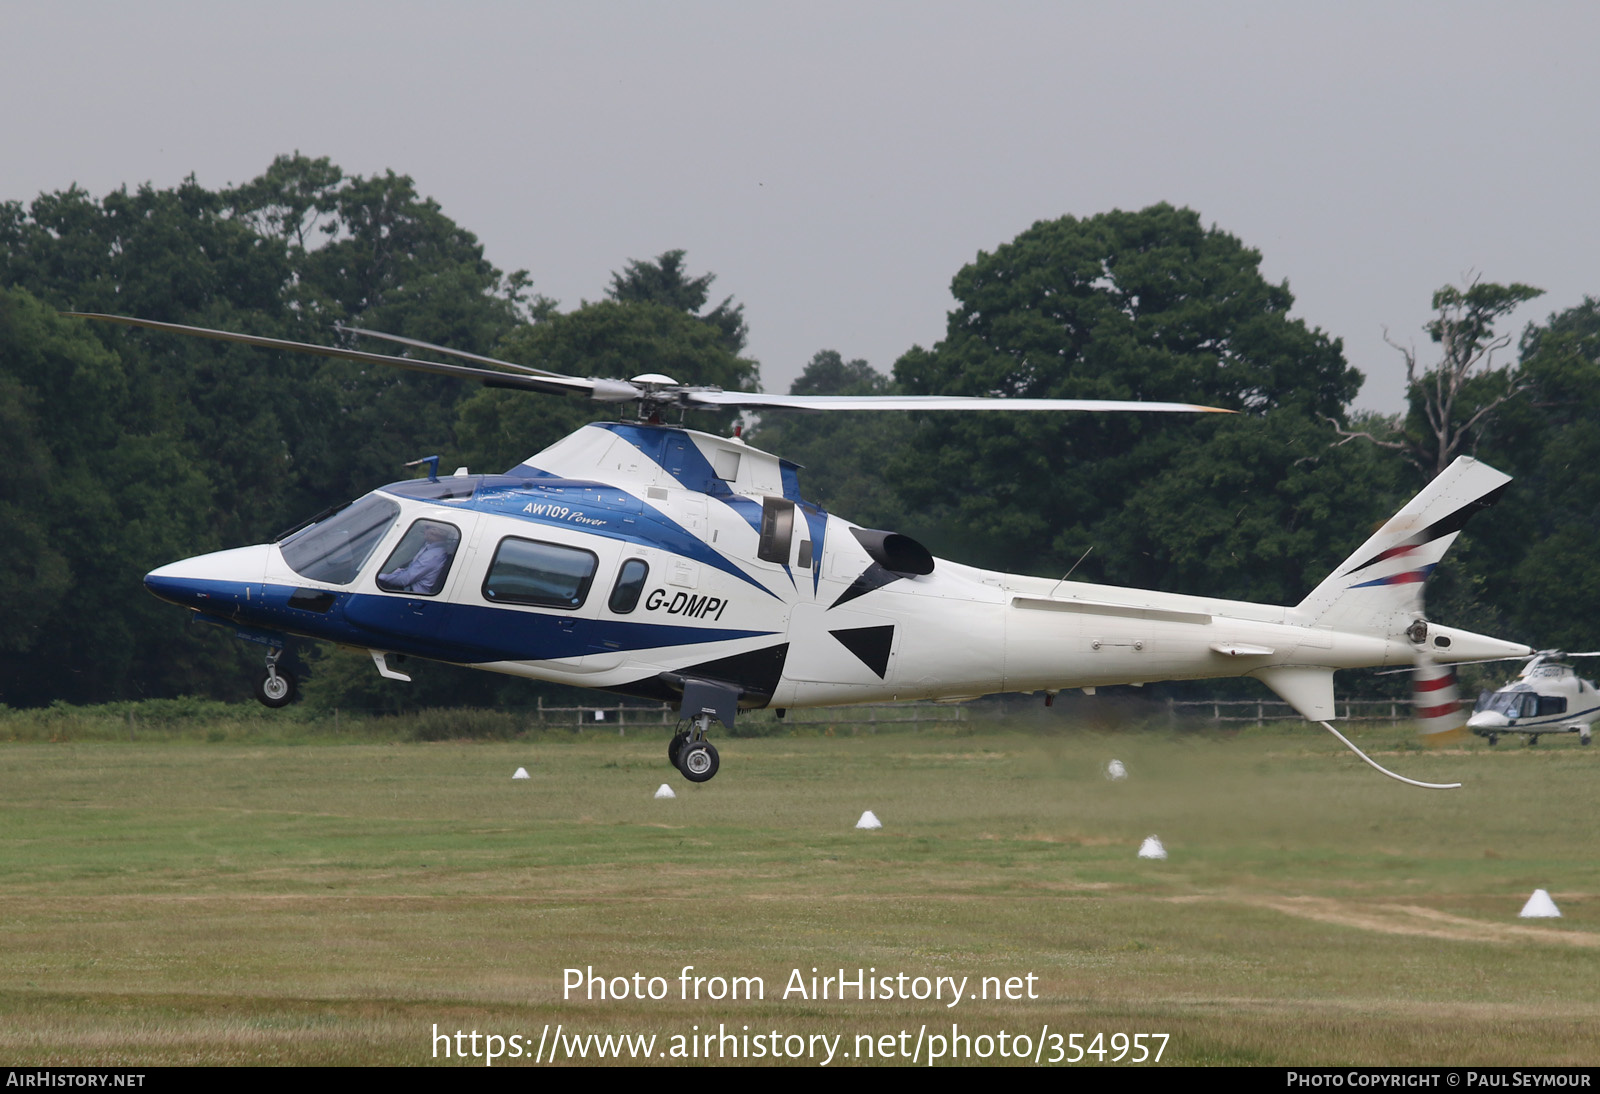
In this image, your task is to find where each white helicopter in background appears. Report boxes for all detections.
[1467,651,1600,746]
[71,313,1531,788]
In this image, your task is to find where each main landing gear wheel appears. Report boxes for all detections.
[254,666,297,708]
[678,741,720,783]
[672,711,721,782]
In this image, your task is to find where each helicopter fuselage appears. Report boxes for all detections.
[1468,660,1600,744]
[145,422,1527,724]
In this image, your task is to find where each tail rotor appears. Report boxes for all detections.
[1412,652,1467,745]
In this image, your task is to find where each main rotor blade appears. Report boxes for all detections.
[63,313,629,400]
[678,391,1236,414]
[333,324,572,379]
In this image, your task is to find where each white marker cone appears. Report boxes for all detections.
[1519,889,1561,918]
[654,783,676,799]
[1106,759,1128,781]
[512,767,530,780]
[856,810,882,829]
[1137,835,1167,860]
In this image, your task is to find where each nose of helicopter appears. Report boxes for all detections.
[144,544,272,611]
[1466,709,1509,731]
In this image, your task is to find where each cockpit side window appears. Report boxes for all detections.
[280,495,400,585]
[608,559,650,614]
[376,520,462,596]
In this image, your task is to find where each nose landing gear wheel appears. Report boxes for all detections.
[254,666,297,708]
[678,741,720,783]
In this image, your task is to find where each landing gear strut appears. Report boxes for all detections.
[672,713,720,783]
[665,678,740,784]
[253,648,297,708]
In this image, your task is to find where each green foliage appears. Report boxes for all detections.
[397,707,531,741]
[1471,297,1600,649]
[296,644,577,715]
[1427,280,1545,352]
[1095,410,1407,604]
[0,287,233,704]
[890,203,1365,583]
[607,248,747,353]
[749,350,914,529]
[1388,278,1546,479]
[0,159,536,705]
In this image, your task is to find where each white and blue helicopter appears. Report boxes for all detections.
[72,313,1531,787]
[1467,651,1600,746]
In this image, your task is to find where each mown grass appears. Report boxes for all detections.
[1,711,1597,1066]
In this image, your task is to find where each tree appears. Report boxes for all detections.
[608,249,747,354]
[225,151,344,253]
[1338,277,1544,480]
[1094,410,1407,605]
[0,288,229,705]
[0,159,547,704]
[1477,297,1600,649]
[748,351,912,529]
[890,203,1362,579]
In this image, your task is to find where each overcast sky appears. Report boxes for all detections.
[5,2,1595,412]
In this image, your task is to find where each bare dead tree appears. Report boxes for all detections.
[1332,275,1543,480]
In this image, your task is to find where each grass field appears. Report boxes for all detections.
[2,712,1597,1067]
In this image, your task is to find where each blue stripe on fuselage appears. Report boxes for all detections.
[156,578,777,664]
[596,423,833,596]
[599,423,768,534]
[428,475,781,600]
[1481,704,1600,731]
[801,505,827,594]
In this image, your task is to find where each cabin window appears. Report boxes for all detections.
[1538,695,1568,717]
[758,497,795,564]
[483,537,598,609]
[280,495,400,585]
[375,520,461,596]
[608,559,650,614]
[1479,691,1543,719]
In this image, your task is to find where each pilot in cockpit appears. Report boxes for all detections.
[378,522,456,595]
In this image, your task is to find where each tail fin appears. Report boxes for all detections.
[1296,456,1510,634]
